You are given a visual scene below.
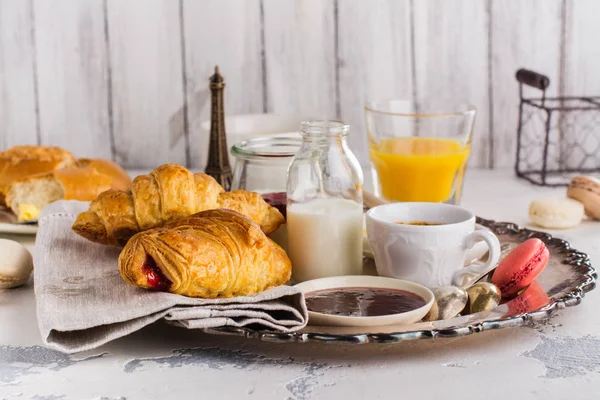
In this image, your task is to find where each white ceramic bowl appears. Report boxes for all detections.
[201,113,307,147]
[295,275,434,327]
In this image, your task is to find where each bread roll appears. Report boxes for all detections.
[6,158,131,222]
[0,145,76,205]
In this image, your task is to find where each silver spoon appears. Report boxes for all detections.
[430,244,516,320]
[423,269,501,321]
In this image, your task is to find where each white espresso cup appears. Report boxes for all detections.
[366,202,501,288]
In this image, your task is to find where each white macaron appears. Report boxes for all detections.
[0,239,33,289]
[529,197,585,229]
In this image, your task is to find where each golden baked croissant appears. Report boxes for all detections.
[118,209,291,298]
[72,164,284,246]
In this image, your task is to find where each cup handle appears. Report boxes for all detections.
[451,230,501,288]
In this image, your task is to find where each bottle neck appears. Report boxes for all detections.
[301,133,347,148]
[299,120,349,148]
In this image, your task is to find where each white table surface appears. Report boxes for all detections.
[1,169,599,400]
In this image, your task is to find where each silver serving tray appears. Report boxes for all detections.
[201,218,597,344]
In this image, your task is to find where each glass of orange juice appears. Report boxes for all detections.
[365,100,476,204]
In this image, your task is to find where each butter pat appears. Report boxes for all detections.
[0,239,33,289]
[18,204,41,222]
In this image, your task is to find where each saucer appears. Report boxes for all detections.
[294,276,434,327]
[0,222,38,235]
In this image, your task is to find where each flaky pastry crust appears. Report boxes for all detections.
[72,164,284,246]
[118,209,291,298]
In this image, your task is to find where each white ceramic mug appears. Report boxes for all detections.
[365,202,501,288]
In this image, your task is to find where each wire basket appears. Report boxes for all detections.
[515,69,600,187]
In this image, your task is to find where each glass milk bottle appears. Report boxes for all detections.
[287,121,364,282]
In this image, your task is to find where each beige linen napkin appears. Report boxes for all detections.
[34,201,307,353]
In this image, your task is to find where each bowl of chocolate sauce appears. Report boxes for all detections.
[295,276,434,327]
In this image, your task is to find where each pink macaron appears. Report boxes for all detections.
[504,281,550,316]
[492,238,550,298]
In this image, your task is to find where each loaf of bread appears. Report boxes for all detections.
[6,158,131,222]
[0,146,76,206]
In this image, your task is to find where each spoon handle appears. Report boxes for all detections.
[459,267,494,290]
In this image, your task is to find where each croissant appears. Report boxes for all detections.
[72,164,284,246]
[118,209,292,298]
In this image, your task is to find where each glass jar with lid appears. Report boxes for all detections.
[230,136,302,250]
[286,121,363,282]
[231,134,302,199]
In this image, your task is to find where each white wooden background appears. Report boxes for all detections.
[0,0,598,169]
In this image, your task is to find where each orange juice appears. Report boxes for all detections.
[369,137,470,202]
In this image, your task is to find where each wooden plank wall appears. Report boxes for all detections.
[0,0,598,169]
[0,0,38,148]
[34,0,112,159]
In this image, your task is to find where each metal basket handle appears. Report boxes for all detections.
[516,69,550,90]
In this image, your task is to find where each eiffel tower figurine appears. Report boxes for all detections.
[204,66,232,190]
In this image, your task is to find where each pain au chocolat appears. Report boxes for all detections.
[118,209,292,298]
[72,164,284,246]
